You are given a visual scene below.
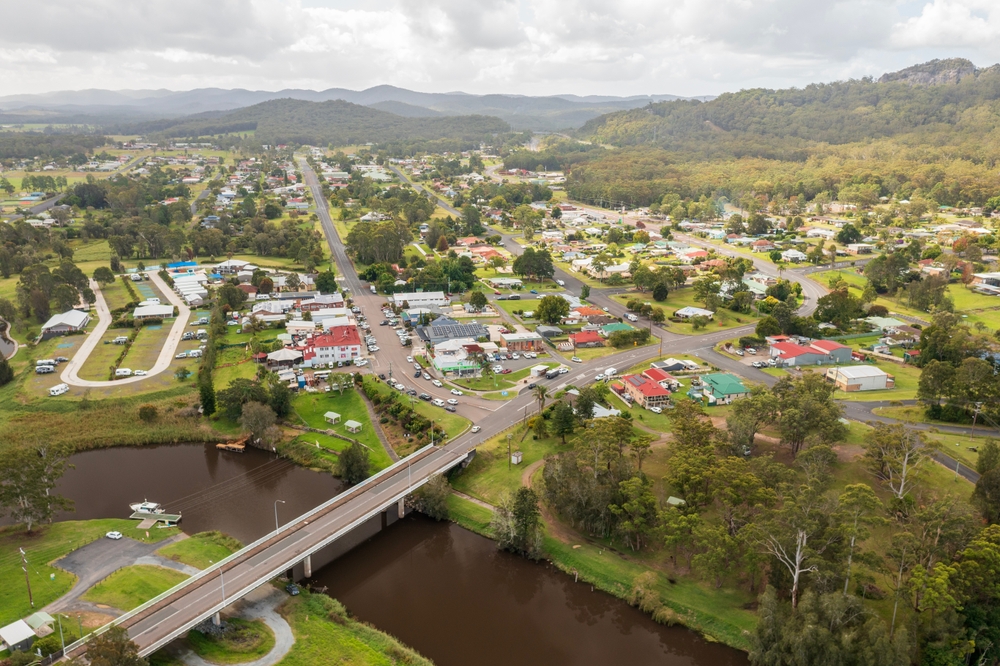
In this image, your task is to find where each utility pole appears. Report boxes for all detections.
[20,548,33,607]
[972,402,984,439]
[507,433,512,471]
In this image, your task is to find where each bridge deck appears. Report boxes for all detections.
[65,444,465,658]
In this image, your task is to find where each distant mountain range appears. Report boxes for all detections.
[0,85,712,131]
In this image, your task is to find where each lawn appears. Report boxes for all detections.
[187,618,275,664]
[157,531,241,570]
[292,391,393,471]
[271,589,433,666]
[451,362,560,392]
[611,290,759,336]
[78,330,132,381]
[101,279,134,312]
[450,425,574,505]
[830,361,920,401]
[120,322,175,374]
[0,519,179,626]
[811,269,930,322]
[82,564,189,612]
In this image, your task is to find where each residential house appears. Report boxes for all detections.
[846,243,875,255]
[601,322,634,336]
[132,304,175,320]
[674,306,714,320]
[301,293,345,311]
[642,367,681,391]
[569,330,603,348]
[620,374,671,409]
[769,339,852,366]
[751,239,776,253]
[700,373,749,405]
[781,249,808,262]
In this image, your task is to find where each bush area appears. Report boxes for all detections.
[187,618,275,665]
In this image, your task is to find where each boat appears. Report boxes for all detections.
[129,500,165,515]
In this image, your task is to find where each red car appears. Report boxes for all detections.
[501,368,512,374]
[494,290,501,295]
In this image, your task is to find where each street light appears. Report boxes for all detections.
[274,500,286,535]
[209,560,226,604]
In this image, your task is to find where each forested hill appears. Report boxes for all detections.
[578,59,1000,155]
[136,98,510,147]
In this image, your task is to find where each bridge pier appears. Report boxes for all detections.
[212,612,220,627]
[303,554,312,578]
[397,497,405,519]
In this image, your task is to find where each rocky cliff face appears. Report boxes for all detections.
[879,58,980,85]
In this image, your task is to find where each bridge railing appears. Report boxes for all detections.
[61,443,440,658]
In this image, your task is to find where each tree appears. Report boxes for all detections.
[86,625,148,666]
[977,440,1000,476]
[834,483,884,595]
[772,373,846,457]
[268,381,292,418]
[862,423,923,500]
[413,474,450,520]
[217,379,268,421]
[836,223,862,244]
[0,444,74,532]
[315,268,337,293]
[725,388,777,456]
[491,487,542,558]
[580,284,591,299]
[469,290,488,311]
[533,384,548,414]
[239,401,277,446]
[339,440,371,484]
[174,367,191,382]
[93,266,116,285]
[550,402,576,444]
[199,380,216,416]
[755,315,781,338]
[747,483,836,609]
[574,387,596,421]
[609,476,658,550]
[0,356,14,387]
[217,283,247,310]
[535,294,569,324]
[973,468,1000,524]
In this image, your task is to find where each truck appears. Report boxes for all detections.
[545,369,560,380]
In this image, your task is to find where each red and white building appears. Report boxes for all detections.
[620,374,671,409]
[306,326,362,366]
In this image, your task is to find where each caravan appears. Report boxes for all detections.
[49,383,69,397]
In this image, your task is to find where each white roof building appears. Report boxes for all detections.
[133,304,175,319]
[40,309,90,333]
[392,291,449,308]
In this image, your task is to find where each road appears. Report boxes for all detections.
[61,272,191,387]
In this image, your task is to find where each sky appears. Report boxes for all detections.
[1,0,999,98]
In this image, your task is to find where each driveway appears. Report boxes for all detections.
[46,534,195,615]
[61,272,191,387]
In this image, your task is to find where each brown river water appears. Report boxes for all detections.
[45,444,749,666]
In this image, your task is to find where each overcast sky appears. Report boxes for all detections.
[1,0,999,98]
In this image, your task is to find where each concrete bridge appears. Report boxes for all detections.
[62,444,471,659]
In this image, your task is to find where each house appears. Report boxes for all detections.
[769,341,829,366]
[751,239,776,252]
[808,339,853,363]
[485,277,522,289]
[601,322,634,336]
[620,374,671,409]
[781,249,808,263]
[237,284,258,297]
[700,373,749,405]
[846,243,875,255]
[132,304,175,320]
[311,326,362,364]
[500,331,544,352]
[674,306,714,320]
[0,620,36,653]
[392,291,450,308]
[40,309,91,335]
[301,293,345,311]
[677,249,709,264]
[652,358,701,372]
[826,366,894,391]
[536,325,563,338]
[642,367,681,391]
[805,227,837,240]
[569,330,604,348]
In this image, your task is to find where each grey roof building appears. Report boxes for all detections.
[416,317,489,345]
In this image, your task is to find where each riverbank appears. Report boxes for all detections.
[446,493,755,652]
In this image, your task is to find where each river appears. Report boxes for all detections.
[48,444,748,665]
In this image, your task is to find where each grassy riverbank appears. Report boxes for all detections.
[157,531,241,570]
[82,564,189,611]
[187,618,275,664]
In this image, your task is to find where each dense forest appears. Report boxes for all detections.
[0,132,107,160]
[133,99,510,148]
[500,59,1000,208]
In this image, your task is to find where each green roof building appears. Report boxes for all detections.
[700,373,749,406]
[601,322,634,335]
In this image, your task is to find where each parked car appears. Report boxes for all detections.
[55,356,69,363]
[746,348,757,355]
[649,406,663,414]
[733,349,744,356]
[595,374,605,382]
[419,393,432,401]
[378,373,387,380]
[558,367,569,374]
[414,370,422,377]
[511,353,520,360]
[501,368,512,374]
[432,398,445,407]
[285,583,300,596]
[407,389,417,396]
[527,383,537,389]
[106,531,123,540]
[134,370,147,376]
[445,405,457,412]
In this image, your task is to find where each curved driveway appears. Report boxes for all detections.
[61,272,191,387]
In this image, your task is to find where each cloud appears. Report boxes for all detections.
[0,0,997,97]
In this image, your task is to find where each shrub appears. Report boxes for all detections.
[138,404,158,422]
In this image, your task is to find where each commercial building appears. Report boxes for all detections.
[392,291,450,308]
[301,293,345,311]
[500,331,544,352]
[826,365,895,391]
[310,326,362,364]
[416,317,489,345]
[769,339,852,366]
[40,309,91,335]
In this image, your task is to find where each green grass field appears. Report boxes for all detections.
[156,532,241,570]
[83,564,189,612]
[611,290,759,336]
[292,391,394,471]
[0,520,179,626]
[451,362,559,392]
[120,322,174,374]
[187,618,275,664]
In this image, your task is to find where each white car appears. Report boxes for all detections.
[511,353,520,360]
[450,389,463,396]
[602,307,609,312]
[492,365,503,373]
[432,380,443,387]
[133,370,147,376]
[595,374,605,381]
[734,349,744,356]
[447,398,459,405]
[471,426,481,433]
[571,356,582,363]
[406,356,414,363]
[354,359,368,367]
[558,367,569,374]
[649,406,663,414]
[106,531,123,540]
[423,372,432,380]
[432,398,445,407]
[175,352,188,359]
[556,279,565,286]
